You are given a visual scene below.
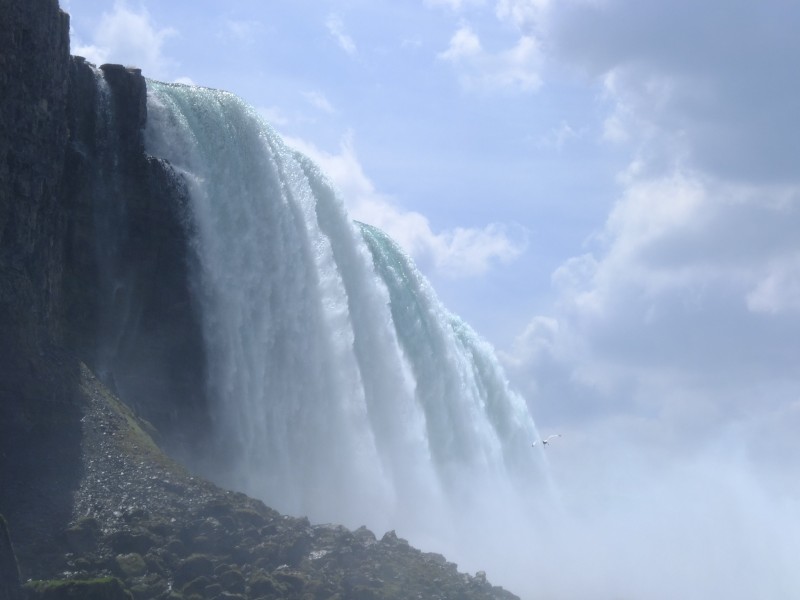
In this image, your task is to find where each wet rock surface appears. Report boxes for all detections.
[0,0,84,573]
[17,364,519,600]
[61,56,210,459]
[0,515,22,600]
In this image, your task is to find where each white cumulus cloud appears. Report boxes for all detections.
[424,0,484,11]
[221,19,263,44]
[326,14,357,56]
[502,0,800,439]
[302,91,336,114]
[439,25,542,92]
[495,0,551,30]
[438,24,483,61]
[70,2,177,78]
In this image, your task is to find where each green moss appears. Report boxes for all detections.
[174,554,215,586]
[78,364,185,474]
[248,570,287,598]
[217,568,245,593]
[115,553,147,577]
[24,577,133,599]
[181,575,210,596]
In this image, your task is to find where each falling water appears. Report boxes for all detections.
[85,66,138,393]
[144,81,545,570]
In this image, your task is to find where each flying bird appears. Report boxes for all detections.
[532,434,562,448]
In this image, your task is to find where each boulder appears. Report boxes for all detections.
[114,554,147,578]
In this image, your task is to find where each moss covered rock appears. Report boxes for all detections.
[175,554,215,586]
[114,553,147,578]
[24,577,132,600]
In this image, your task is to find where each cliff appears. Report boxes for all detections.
[0,1,519,599]
[0,0,83,574]
[1,0,207,564]
[61,58,209,457]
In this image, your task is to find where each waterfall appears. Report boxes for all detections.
[144,81,544,564]
[89,66,126,384]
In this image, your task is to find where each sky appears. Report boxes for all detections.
[64,1,800,597]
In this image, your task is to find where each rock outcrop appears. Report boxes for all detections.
[61,58,209,459]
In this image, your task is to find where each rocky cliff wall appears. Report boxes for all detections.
[0,0,208,567]
[0,0,70,354]
[0,0,84,571]
[61,60,210,457]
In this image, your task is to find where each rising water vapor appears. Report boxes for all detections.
[143,80,549,590]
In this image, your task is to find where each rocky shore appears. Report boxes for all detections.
[2,364,518,600]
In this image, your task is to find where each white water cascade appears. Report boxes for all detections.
[144,81,546,573]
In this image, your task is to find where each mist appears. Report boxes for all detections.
[412,410,800,600]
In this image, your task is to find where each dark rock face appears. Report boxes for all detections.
[0,515,22,600]
[61,58,209,457]
[0,0,70,354]
[1,0,207,575]
[0,0,83,574]
[0,0,207,568]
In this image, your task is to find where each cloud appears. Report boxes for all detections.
[423,0,483,10]
[70,1,177,78]
[401,38,424,49]
[501,0,800,432]
[220,19,264,44]
[438,24,482,61]
[495,0,551,31]
[257,105,290,127]
[326,14,357,56]
[546,0,800,185]
[501,179,800,600]
[746,253,800,315]
[538,120,580,150]
[302,91,336,114]
[511,172,800,413]
[439,25,542,92]
[284,133,527,278]
[501,170,800,597]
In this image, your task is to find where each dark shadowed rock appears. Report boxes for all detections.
[0,0,82,577]
[61,57,210,461]
[108,530,158,556]
[0,515,21,600]
[62,518,100,555]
